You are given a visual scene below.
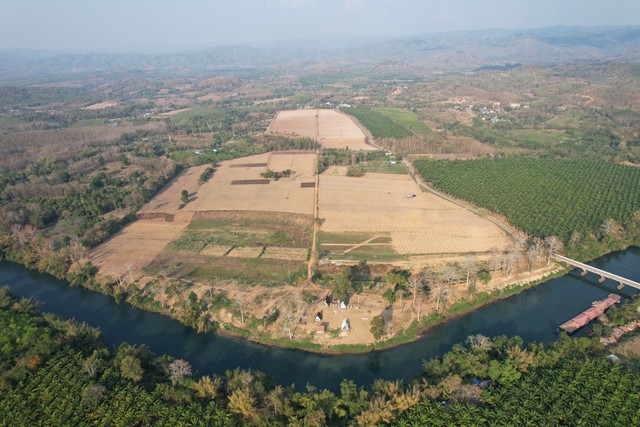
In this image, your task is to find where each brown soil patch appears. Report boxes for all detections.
[614,335,640,357]
[266,109,376,151]
[319,172,510,256]
[83,101,118,110]
[200,245,232,257]
[192,210,312,228]
[185,152,316,215]
[226,247,263,258]
[261,247,309,261]
[138,164,210,217]
[321,166,348,176]
[90,219,188,280]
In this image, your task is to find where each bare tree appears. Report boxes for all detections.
[569,231,581,247]
[281,299,300,340]
[407,272,424,308]
[466,334,492,351]
[442,266,456,290]
[169,359,193,385]
[462,254,478,288]
[545,235,563,265]
[434,267,455,311]
[67,241,88,264]
[490,246,503,276]
[505,244,522,277]
[601,218,623,239]
[235,296,245,325]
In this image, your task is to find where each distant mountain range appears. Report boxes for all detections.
[1,26,639,81]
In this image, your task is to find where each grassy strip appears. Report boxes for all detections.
[373,107,434,137]
[361,160,408,174]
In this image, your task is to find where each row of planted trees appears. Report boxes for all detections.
[2,287,639,426]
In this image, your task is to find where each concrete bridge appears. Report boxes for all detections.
[553,254,640,290]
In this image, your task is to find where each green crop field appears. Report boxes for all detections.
[373,107,434,136]
[342,107,413,139]
[414,157,640,240]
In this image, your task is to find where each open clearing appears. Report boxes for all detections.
[91,152,316,279]
[318,172,510,258]
[267,109,376,151]
[89,219,188,279]
[186,152,316,215]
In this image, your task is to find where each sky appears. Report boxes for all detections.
[1,0,639,52]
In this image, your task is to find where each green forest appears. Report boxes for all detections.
[414,157,640,244]
[2,288,639,426]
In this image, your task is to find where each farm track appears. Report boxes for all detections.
[403,158,517,241]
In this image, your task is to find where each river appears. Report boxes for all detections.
[1,247,638,391]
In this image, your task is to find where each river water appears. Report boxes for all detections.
[1,247,638,391]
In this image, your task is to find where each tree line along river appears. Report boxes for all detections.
[1,247,638,392]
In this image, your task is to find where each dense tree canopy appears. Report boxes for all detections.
[415,157,640,241]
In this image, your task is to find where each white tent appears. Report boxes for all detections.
[341,319,350,330]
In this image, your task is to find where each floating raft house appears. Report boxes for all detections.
[558,293,622,334]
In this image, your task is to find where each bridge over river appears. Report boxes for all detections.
[553,254,640,290]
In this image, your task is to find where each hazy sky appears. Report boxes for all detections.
[1,0,639,51]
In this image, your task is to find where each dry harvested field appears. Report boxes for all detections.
[91,152,315,278]
[185,152,315,215]
[138,165,211,218]
[267,109,376,151]
[318,172,510,256]
[89,219,188,279]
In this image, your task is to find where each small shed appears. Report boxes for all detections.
[315,311,323,323]
[316,324,326,334]
[341,319,350,331]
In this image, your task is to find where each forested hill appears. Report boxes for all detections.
[2,25,640,81]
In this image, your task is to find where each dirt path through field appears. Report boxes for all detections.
[343,235,384,254]
[308,149,320,282]
[403,158,517,240]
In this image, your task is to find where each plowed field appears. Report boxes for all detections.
[267,109,375,151]
[318,173,510,255]
[91,152,316,278]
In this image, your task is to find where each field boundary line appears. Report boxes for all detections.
[343,235,384,254]
[403,158,517,241]
[308,149,320,282]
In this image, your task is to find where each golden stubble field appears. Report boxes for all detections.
[318,172,511,256]
[267,109,376,151]
[186,152,316,215]
[90,152,316,279]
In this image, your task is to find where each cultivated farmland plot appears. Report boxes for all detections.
[186,152,316,215]
[267,109,376,151]
[318,173,510,256]
[90,152,316,279]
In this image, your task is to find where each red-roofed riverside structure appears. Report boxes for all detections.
[559,293,622,334]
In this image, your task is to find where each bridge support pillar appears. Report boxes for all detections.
[598,276,606,283]
[617,283,625,290]
[580,269,588,276]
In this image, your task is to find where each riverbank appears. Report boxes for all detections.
[2,245,636,355]
[115,262,565,355]
[3,248,638,391]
